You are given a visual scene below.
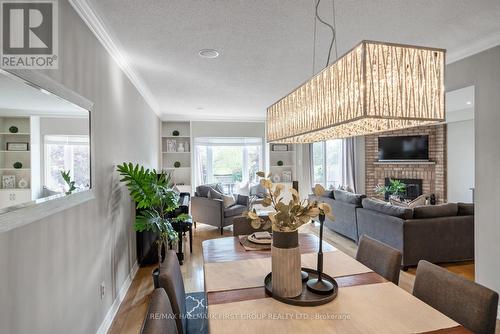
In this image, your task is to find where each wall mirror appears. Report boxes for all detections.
[0,71,91,213]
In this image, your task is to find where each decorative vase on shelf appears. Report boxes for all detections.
[271,229,302,298]
[177,142,185,152]
[18,178,28,189]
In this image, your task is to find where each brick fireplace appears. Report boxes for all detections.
[365,125,447,203]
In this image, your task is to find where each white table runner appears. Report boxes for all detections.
[204,250,373,292]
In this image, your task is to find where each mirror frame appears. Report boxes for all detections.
[0,69,95,233]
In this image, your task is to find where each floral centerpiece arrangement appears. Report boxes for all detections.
[244,172,334,298]
[245,172,334,232]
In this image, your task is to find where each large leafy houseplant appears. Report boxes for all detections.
[117,163,189,271]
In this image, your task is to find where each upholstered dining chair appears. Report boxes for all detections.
[356,235,403,285]
[159,250,207,334]
[413,260,499,334]
[140,288,178,334]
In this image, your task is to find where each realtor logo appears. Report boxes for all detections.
[1,0,58,68]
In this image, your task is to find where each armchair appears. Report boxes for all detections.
[191,184,249,234]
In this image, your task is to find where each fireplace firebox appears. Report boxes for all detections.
[384,178,423,201]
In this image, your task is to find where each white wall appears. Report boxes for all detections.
[446,46,500,318]
[191,121,265,138]
[0,1,160,333]
[447,119,474,203]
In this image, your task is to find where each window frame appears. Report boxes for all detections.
[311,139,344,189]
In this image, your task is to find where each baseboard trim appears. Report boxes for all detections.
[96,261,139,334]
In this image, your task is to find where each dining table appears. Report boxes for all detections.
[202,233,471,334]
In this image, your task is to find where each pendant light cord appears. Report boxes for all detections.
[312,0,318,75]
[315,0,336,68]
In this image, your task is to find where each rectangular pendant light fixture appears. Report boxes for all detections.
[267,40,446,143]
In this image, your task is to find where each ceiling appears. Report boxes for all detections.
[85,0,500,121]
[0,73,87,116]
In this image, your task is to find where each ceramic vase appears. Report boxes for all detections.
[271,229,302,298]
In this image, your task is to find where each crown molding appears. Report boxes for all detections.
[447,32,500,64]
[68,0,160,115]
[161,113,266,123]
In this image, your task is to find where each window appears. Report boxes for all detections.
[44,135,90,192]
[194,137,263,193]
[311,139,344,189]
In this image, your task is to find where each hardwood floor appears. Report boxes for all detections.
[108,222,495,334]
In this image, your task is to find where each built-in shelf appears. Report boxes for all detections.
[0,188,30,191]
[164,167,191,170]
[162,136,190,139]
[270,165,294,168]
[162,151,191,154]
[0,132,30,135]
[0,150,30,153]
[0,168,31,171]
[374,161,436,165]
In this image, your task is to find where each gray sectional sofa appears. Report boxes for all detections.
[309,189,365,242]
[310,191,474,269]
[357,199,474,269]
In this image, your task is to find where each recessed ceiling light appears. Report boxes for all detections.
[466,101,472,105]
[196,107,204,111]
[198,49,220,59]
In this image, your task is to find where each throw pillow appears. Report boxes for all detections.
[408,194,427,208]
[208,189,236,208]
[234,181,250,196]
[390,198,409,207]
[222,194,236,208]
[207,189,223,200]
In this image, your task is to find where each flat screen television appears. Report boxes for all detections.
[378,135,429,161]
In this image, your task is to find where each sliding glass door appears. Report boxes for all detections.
[194,137,263,193]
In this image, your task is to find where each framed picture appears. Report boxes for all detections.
[2,175,16,189]
[272,144,288,152]
[282,170,292,183]
[166,139,177,152]
[6,142,29,151]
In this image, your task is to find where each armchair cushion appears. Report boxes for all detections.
[236,194,249,206]
[196,183,224,197]
[413,203,458,219]
[458,203,474,216]
[224,204,247,218]
[334,190,365,205]
[362,198,413,219]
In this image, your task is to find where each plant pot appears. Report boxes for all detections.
[152,267,160,289]
[271,230,302,298]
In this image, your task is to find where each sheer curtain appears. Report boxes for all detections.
[342,138,357,192]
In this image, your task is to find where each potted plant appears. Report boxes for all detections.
[244,172,333,298]
[375,178,406,201]
[117,163,190,287]
[61,170,76,194]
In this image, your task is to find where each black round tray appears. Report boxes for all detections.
[264,267,338,306]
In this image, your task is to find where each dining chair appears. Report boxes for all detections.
[140,288,178,334]
[356,235,402,284]
[159,250,207,334]
[413,260,499,334]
